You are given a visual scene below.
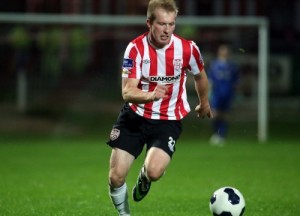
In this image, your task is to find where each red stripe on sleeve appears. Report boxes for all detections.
[128,46,138,79]
[192,45,204,72]
[135,38,144,72]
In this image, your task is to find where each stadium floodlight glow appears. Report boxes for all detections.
[0,13,269,142]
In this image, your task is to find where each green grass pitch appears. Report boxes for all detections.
[0,135,299,216]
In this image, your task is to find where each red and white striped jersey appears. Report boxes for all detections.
[122,32,205,120]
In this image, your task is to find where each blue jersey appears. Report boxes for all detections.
[208,59,239,111]
[208,59,239,98]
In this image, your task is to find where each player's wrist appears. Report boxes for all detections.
[146,92,155,103]
[199,95,209,103]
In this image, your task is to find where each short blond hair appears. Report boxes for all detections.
[147,0,178,23]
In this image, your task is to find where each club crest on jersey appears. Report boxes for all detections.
[173,59,183,71]
[110,128,120,141]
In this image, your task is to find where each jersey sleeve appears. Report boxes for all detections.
[188,41,205,75]
[121,42,142,79]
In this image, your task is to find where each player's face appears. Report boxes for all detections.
[218,45,230,60]
[147,8,176,49]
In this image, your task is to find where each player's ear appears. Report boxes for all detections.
[146,19,151,29]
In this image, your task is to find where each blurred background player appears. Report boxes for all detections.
[208,44,239,146]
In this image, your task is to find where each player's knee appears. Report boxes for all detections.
[146,167,164,182]
[109,171,125,187]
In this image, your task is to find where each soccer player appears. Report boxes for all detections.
[208,44,239,146]
[107,0,212,215]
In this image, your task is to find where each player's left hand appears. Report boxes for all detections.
[195,102,213,119]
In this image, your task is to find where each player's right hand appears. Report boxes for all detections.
[151,85,169,101]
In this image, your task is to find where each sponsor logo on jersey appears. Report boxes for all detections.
[149,73,181,84]
[110,128,120,141]
[122,58,134,69]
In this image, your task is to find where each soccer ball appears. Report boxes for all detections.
[209,186,246,216]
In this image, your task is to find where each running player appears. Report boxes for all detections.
[107,0,212,215]
[208,44,239,146]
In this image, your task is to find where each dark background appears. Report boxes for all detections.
[0,0,299,139]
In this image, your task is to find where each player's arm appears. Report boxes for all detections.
[193,69,213,118]
[122,78,169,104]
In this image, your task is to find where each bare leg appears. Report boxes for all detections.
[132,147,171,202]
[144,147,171,181]
[109,148,135,215]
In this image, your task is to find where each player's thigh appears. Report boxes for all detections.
[146,120,182,158]
[211,94,222,111]
[144,120,182,179]
[109,148,135,184]
[144,147,171,180]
